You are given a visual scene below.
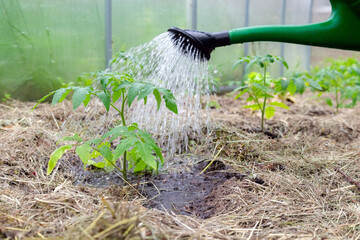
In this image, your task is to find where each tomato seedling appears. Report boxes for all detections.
[34,70,178,181]
[233,55,290,131]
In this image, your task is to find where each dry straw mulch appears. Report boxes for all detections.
[0,93,360,239]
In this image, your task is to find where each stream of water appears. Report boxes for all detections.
[94,32,216,155]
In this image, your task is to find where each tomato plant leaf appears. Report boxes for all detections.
[138,83,155,101]
[244,104,261,111]
[52,88,72,105]
[99,145,113,162]
[153,88,162,110]
[76,144,92,167]
[160,89,178,114]
[265,106,276,119]
[287,81,297,95]
[133,160,147,173]
[58,133,82,144]
[269,101,290,110]
[127,82,144,106]
[113,137,139,160]
[83,93,91,107]
[294,78,305,94]
[326,98,333,106]
[97,91,110,112]
[47,145,72,175]
[33,91,55,110]
[135,141,157,170]
[281,79,290,90]
[72,87,89,110]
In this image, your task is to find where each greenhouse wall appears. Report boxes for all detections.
[1,0,359,101]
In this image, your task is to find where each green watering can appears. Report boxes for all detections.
[168,0,360,60]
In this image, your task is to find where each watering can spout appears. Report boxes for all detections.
[168,0,360,60]
[168,27,230,60]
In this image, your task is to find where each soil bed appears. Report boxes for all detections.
[1,92,360,239]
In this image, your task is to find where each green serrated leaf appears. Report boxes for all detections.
[72,88,89,110]
[115,81,132,91]
[112,89,123,103]
[33,91,55,110]
[113,137,139,160]
[87,160,105,169]
[243,104,261,111]
[86,138,101,146]
[138,84,155,101]
[234,90,247,100]
[83,93,91,107]
[265,106,276,119]
[47,145,72,175]
[308,80,323,90]
[252,83,272,93]
[134,141,157,170]
[293,78,305,94]
[246,96,255,102]
[101,126,132,142]
[269,101,290,110]
[99,145,113,161]
[52,88,72,105]
[100,77,109,91]
[287,81,297,95]
[133,160,147,173]
[127,82,144,106]
[58,133,82,144]
[326,98,333,106]
[138,130,164,164]
[232,58,249,70]
[281,79,290,90]
[153,88,162,110]
[76,144,92,167]
[161,89,178,114]
[97,91,110,111]
[128,124,138,131]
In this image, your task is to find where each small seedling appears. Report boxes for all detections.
[1,94,12,102]
[232,55,290,131]
[34,71,178,181]
[313,58,360,113]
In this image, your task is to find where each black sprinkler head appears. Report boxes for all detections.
[168,27,230,61]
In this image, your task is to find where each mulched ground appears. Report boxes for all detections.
[0,92,360,239]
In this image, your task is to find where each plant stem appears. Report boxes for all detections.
[261,66,268,131]
[122,152,127,180]
[109,101,126,126]
[121,93,128,180]
[335,84,339,114]
[109,93,128,181]
[120,94,127,126]
[91,146,123,173]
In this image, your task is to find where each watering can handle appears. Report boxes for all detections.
[228,0,360,51]
[168,0,360,60]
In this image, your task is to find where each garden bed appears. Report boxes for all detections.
[1,92,359,239]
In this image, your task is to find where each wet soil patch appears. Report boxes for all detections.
[142,160,245,217]
[72,158,246,218]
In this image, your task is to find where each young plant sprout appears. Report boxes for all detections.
[313,58,360,113]
[34,71,178,181]
[232,55,289,131]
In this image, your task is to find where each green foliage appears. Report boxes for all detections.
[1,94,12,102]
[34,70,178,181]
[274,72,322,96]
[312,58,360,113]
[233,55,289,131]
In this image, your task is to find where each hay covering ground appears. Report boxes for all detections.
[0,92,359,239]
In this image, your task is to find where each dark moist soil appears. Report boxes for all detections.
[143,160,245,218]
[73,159,246,219]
